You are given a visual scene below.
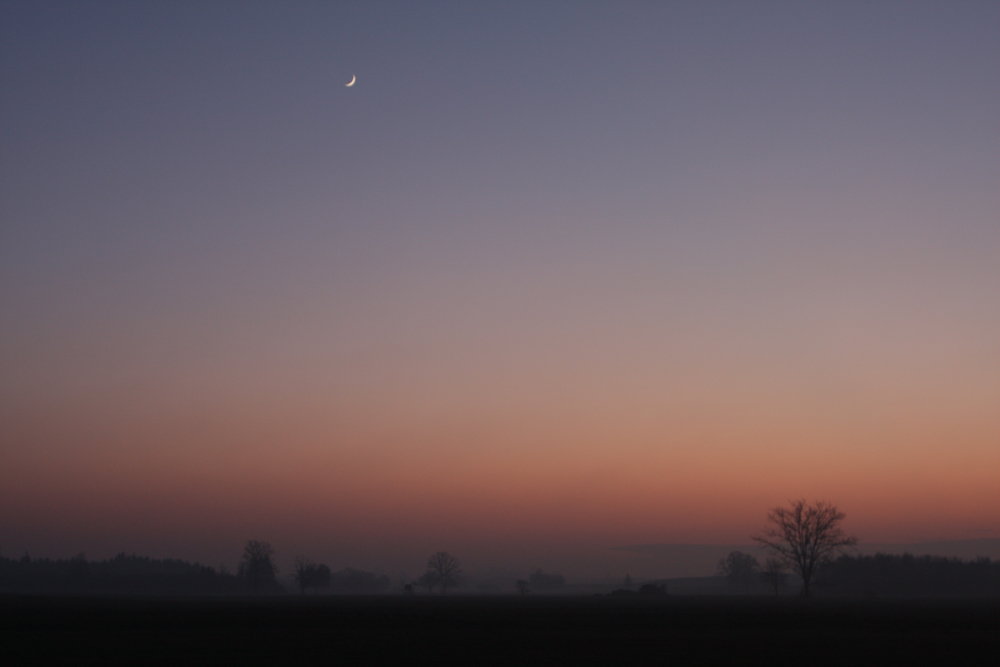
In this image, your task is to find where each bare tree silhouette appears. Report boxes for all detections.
[753,500,857,598]
[424,551,461,594]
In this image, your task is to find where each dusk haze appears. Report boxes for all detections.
[2,1,998,582]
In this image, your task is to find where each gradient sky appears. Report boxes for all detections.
[2,1,999,578]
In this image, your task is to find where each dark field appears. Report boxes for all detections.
[4,595,998,665]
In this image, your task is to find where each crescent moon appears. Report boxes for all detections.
[345,75,356,87]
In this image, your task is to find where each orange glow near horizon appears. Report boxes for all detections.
[4,364,998,570]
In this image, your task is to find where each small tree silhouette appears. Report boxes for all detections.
[638,582,667,596]
[753,500,857,598]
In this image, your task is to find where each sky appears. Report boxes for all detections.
[2,1,999,580]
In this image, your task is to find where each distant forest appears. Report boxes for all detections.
[0,552,388,596]
[815,553,1000,597]
[2,550,1000,597]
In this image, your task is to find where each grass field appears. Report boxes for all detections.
[4,594,998,665]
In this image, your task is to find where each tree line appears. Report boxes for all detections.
[815,553,1000,596]
[0,543,388,596]
[0,552,240,595]
[4,500,996,597]
[717,548,1000,597]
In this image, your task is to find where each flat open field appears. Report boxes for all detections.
[4,595,998,665]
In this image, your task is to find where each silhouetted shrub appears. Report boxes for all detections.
[609,582,667,597]
[638,583,667,596]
